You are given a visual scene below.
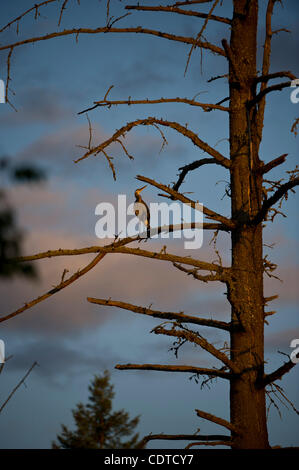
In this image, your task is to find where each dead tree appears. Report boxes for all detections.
[0,0,298,449]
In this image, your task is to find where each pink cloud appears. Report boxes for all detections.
[264,265,299,304]
[1,229,219,336]
[2,177,297,342]
[265,328,299,351]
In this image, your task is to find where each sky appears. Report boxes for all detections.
[0,0,298,449]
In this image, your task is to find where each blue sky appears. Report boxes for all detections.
[0,0,298,449]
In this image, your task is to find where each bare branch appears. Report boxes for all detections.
[252,176,299,225]
[115,138,134,161]
[106,0,111,24]
[87,297,231,331]
[272,28,291,35]
[58,0,70,26]
[5,47,17,111]
[0,0,58,35]
[1,233,155,324]
[186,440,232,448]
[13,241,228,274]
[270,382,299,416]
[136,174,235,228]
[291,118,299,137]
[0,362,38,414]
[254,71,296,84]
[248,81,292,108]
[172,1,215,6]
[258,154,288,175]
[125,4,231,24]
[12,221,228,265]
[152,324,239,372]
[261,0,277,86]
[138,432,231,449]
[195,408,239,433]
[173,158,217,192]
[257,360,297,389]
[102,149,116,181]
[257,0,284,132]
[106,12,132,29]
[0,26,225,56]
[207,72,228,83]
[12,246,113,263]
[115,363,232,379]
[108,246,228,273]
[263,294,279,305]
[173,262,227,283]
[5,218,231,323]
[185,0,221,75]
[0,251,107,324]
[74,117,231,170]
[78,95,229,115]
[215,96,229,106]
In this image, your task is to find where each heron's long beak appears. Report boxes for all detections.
[137,185,147,192]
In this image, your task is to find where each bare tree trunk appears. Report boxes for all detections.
[229,0,269,448]
[1,0,298,450]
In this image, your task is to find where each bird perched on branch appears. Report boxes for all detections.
[134,185,150,238]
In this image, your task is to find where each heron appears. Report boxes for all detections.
[134,185,150,238]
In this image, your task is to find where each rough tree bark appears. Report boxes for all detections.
[228,0,268,448]
[0,0,298,449]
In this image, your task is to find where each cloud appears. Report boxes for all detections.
[16,125,97,163]
[4,340,121,384]
[0,221,228,386]
[265,264,299,304]
[114,58,175,94]
[7,179,97,235]
[263,21,299,76]
[11,117,188,183]
[0,225,218,338]
[265,328,299,353]
[0,87,75,127]
[2,178,297,341]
